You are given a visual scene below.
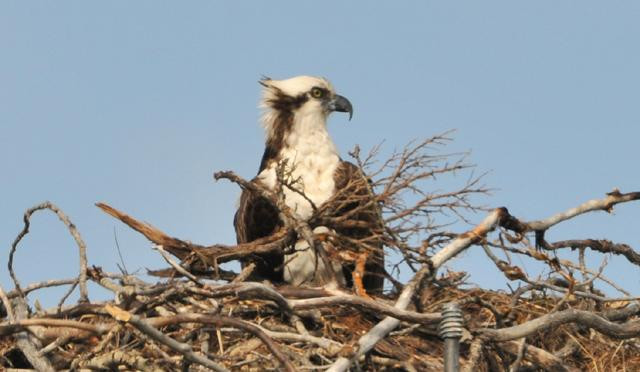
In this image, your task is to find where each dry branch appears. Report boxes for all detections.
[480,308,640,341]
[527,189,640,231]
[9,201,89,302]
[500,340,578,372]
[96,202,293,270]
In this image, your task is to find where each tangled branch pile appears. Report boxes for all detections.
[2,133,640,371]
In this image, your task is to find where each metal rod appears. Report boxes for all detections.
[444,338,460,372]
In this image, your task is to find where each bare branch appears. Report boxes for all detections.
[480,308,640,341]
[527,190,640,231]
[9,202,89,302]
[500,339,578,372]
[153,244,202,285]
[546,239,640,267]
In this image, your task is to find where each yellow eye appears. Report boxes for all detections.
[310,87,324,99]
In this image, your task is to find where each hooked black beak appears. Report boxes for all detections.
[327,94,353,120]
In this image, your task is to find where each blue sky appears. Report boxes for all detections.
[2,2,639,307]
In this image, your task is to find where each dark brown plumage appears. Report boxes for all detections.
[234,189,283,282]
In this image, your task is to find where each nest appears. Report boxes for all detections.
[2,270,639,371]
[2,135,640,371]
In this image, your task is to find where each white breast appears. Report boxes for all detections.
[257,112,340,220]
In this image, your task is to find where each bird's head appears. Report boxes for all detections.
[259,76,353,135]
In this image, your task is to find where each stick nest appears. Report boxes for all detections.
[2,133,640,371]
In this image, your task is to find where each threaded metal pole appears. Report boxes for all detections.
[438,302,463,372]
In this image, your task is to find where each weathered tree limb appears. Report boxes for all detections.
[96,202,293,266]
[545,239,640,267]
[479,308,640,341]
[0,317,106,337]
[96,202,207,259]
[56,280,79,314]
[9,202,89,302]
[431,207,507,267]
[500,339,578,372]
[526,190,640,231]
[603,302,640,321]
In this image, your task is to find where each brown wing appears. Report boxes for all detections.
[234,183,283,282]
[333,161,386,294]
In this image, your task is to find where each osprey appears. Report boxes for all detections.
[234,76,384,294]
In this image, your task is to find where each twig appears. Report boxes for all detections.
[113,227,129,274]
[6,278,78,299]
[231,263,255,283]
[257,323,343,353]
[56,280,78,314]
[37,335,72,356]
[508,338,527,372]
[154,244,202,285]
